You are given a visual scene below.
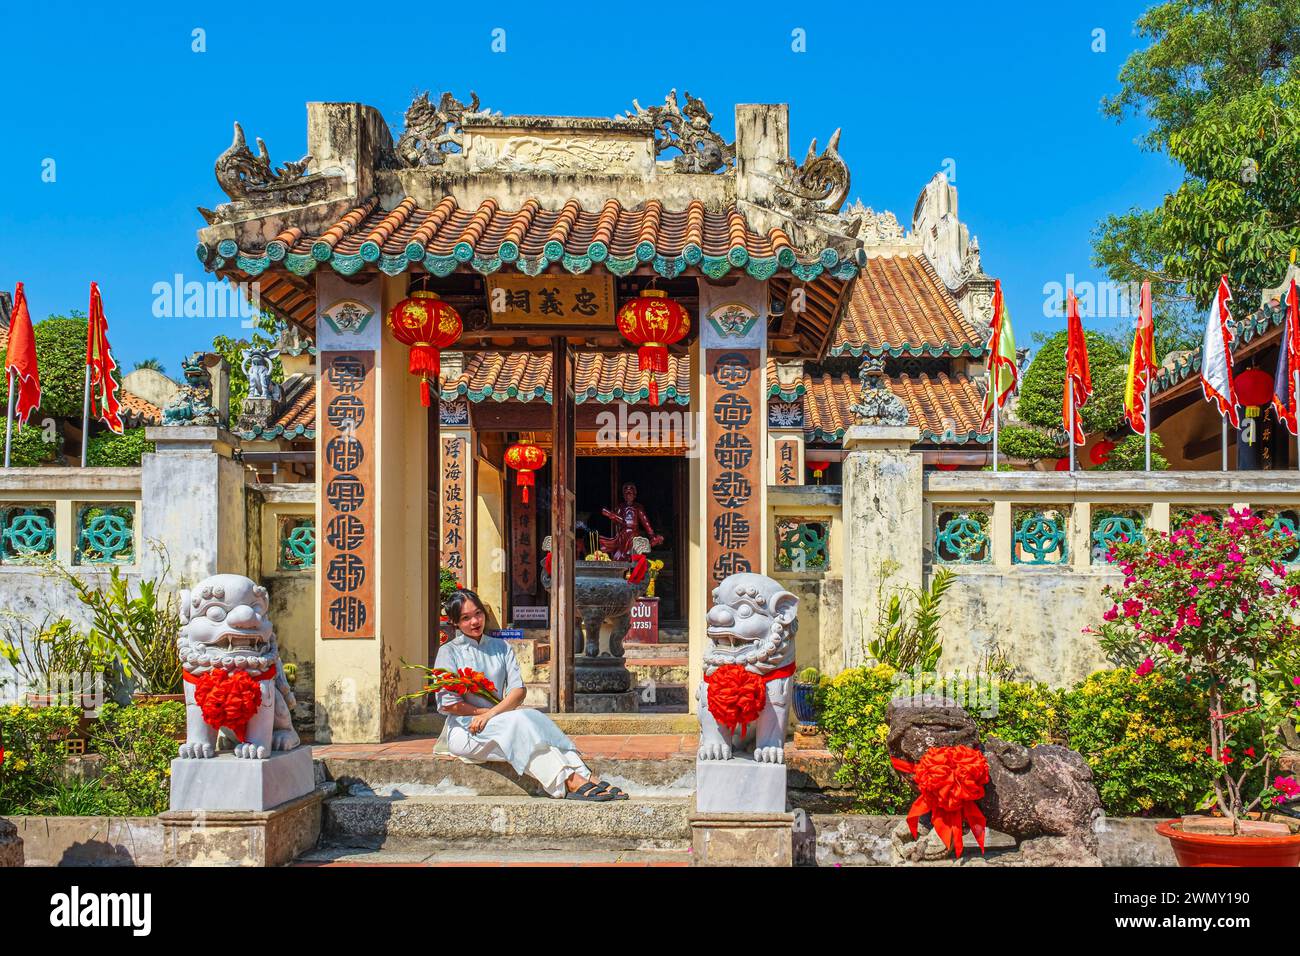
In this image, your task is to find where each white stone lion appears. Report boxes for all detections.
[697,573,798,764]
[176,574,300,759]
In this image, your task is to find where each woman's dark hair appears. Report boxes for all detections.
[445,589,485,625]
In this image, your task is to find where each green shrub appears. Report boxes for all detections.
[1064,668,1218,816]
[2,424,63,466]
[998,425,1062,462]
[1019,329,1126,435]
[975,679,1064,746]
[0,705,83,814]
[85,427,154,467]
[819,664,913,813]
[0,316,111,418]
[1097,433,1169,471]
[89,701,185,815]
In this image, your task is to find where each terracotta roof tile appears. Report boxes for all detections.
[119,390,161,426]
[205,198,857,285]
[237,374,316,440]
[802,370,989,444]
[831,255,982,357]
[440,351,690,405]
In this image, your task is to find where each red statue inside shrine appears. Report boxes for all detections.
[599,482,663,561]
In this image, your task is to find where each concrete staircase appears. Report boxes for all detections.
[310,742,695,864]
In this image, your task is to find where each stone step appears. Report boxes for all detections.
[297,843,690,866]
[624,642,692,659]
[322,794,692,848]
[657,627,689,644]
[318,751,696,798]
[404,710,698,736]
[627,657,690,683]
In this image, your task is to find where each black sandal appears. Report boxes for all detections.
[564,781,615,802]
[588,781,630,800]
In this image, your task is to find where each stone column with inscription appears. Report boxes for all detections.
[690,278,769,707]
[313,273,429,742]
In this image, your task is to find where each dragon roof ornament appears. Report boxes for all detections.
[395,90,486,167]
[201,122,316,223]
[624,89,736,174]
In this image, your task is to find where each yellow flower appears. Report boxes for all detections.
[846,716,858,728]
[875,723,889,741]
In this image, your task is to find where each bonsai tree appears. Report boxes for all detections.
[1097,509,1300,829]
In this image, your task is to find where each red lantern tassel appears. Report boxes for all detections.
[410,345,440,407]
[638,345,668,407]
[518,470,534,504]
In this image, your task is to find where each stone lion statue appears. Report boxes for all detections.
[176,574,300,760]
[697,573,798,764]
[886,695,1103,864]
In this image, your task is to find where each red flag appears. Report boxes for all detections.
[1273,279,1300,436]
[4,283,42,426]
[86,283,124,434]
[1063,290,1092,446]
[1124,281,1157,433]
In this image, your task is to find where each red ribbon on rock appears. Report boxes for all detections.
[183,665,275,743]
[704,661,797,737]
[890,745,989,857]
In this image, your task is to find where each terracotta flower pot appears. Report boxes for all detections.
[1157,818,1300,867]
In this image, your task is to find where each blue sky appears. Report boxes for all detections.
[0,1,1176,373]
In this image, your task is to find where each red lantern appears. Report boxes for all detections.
[504,441,547,503]
[1235,368,1274,417]
[1089,439,1116,466]
[616,289,690,406]
[386,290,462,407]
[806,458,831,484]
[1054,457,1071,472]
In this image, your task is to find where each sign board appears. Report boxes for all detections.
[512,605,549,625]
[440,435,469,578]
[705,349,763,583]
[491,628,525,641]
[629,596,659,643]
[485,274,615,328]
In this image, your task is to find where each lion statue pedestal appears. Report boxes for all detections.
[691,573,798,866]
[162,575,321,866]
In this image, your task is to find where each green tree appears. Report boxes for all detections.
[2,423,63,466]
[85,427,155,467]
[1098,433,1171,471]
[1095,1,1300,349]
[133,358,165,373]
[1017,330,1127,436]
[0,314,114,418]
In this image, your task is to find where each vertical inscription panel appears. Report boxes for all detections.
[705,349,763,584]
[441,435,468,580]
[320,351,376,639]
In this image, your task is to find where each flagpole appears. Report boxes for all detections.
[1221,420,1228,472]
[993,402,999,472]
[1294,369,1299,471]
[4,369,15,468]
[1068,384,1076,472]
[1144,376,1152,472]
[80,364,91,468]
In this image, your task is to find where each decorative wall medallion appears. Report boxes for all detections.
[439,398,469,426]
[705,303,759,340]
[768,401,804,428]
[321,298,374,337]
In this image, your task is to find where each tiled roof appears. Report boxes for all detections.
[1151,299,1285,400]
[830,255,983,357]
[237,374,315,441]
[441,351,690,406]
[802,370,989,444]
[202,196,859,285]
[119,390,161,426]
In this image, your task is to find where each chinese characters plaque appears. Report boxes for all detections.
[706,350,763,583]
[320,351,376,639]
[485,274,615,328]
[775,438,800,485]
[441,436,469,581]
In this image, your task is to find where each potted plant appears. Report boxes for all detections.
[1098,508,1300,866]
[793,666,822,730]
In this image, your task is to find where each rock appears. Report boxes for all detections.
[0,818,24,867]
[886,695,979,762]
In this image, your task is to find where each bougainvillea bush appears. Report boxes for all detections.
[1096,508,1300,826]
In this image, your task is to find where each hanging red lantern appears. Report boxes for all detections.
[386,290,462,407]
[504,440,547,504]
[1235,368,1274,417]
[615,289,690,406]
[806,458,831,484]
[1089,439,1117,466]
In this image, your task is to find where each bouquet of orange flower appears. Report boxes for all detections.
[398,662,500,705]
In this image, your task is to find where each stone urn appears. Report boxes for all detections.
[573,561,645,712]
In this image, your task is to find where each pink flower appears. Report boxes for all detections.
[1103,606,1119,623]
[1136,658,1154,677]
[1292,677,1300,687]
[1275,777,1300,800]
[1123,599,1144,618]
[1168,641,1185,655]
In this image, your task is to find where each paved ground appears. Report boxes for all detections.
[312,734,700,760]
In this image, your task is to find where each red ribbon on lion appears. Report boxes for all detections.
[890,745,989,857]
[703,662,797,737]
[183,666,274,744]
